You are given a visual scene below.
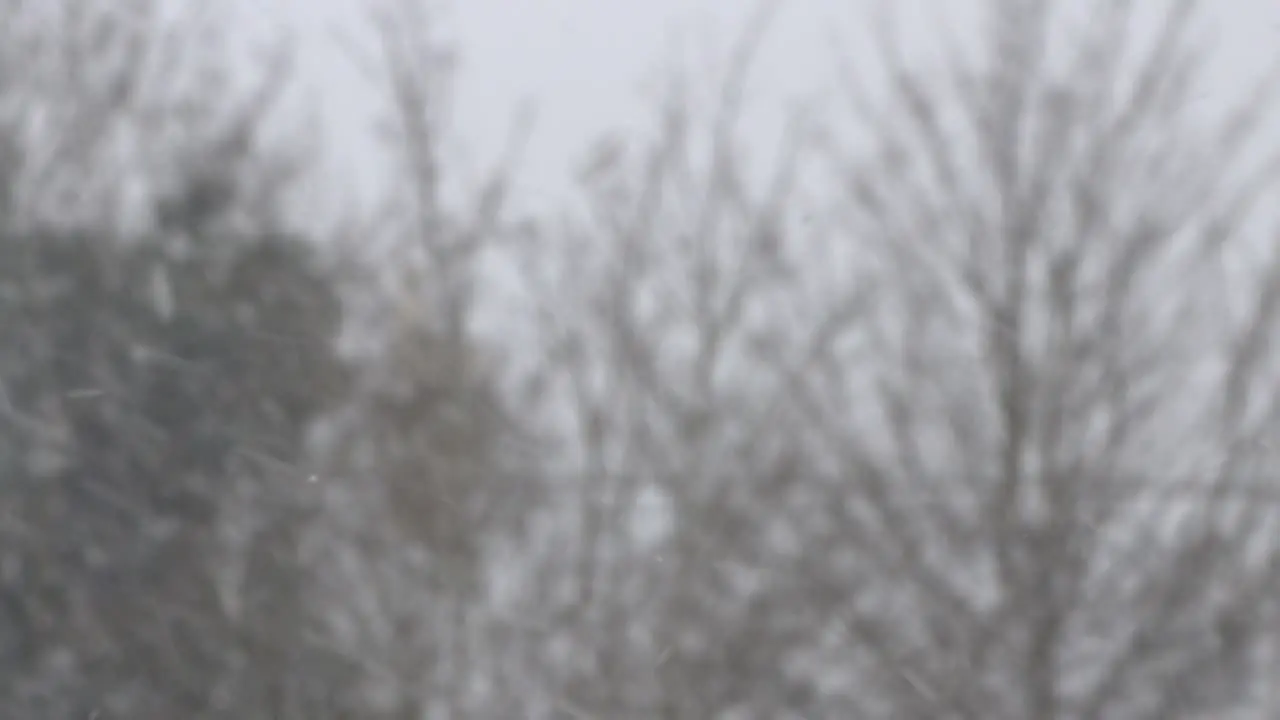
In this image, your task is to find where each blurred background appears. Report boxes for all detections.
[4,0,1280,717]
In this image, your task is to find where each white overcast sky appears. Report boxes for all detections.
[241,0,1280,216]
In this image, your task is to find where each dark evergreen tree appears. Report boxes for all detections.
[0,221,356,717]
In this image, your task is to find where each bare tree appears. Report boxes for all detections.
[497,3,834,715]
[304,0,539,716]
[0,0,303,236]
[792,1,1280,716]
[493,0,1280,717]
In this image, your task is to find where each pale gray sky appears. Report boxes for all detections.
[253,0,1280,216]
